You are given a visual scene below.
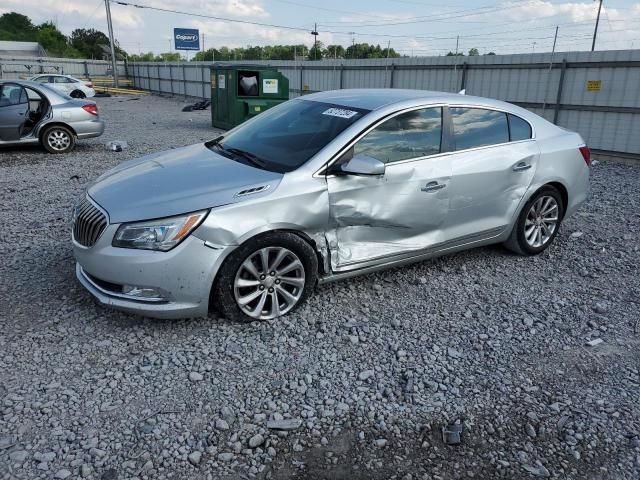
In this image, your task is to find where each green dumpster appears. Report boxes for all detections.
[210,63,289,129]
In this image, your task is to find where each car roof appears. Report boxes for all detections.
[1,79,47,87]
[301,88,520,112]
[0,79,72,103]
[31,73,70,77]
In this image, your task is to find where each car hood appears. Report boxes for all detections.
[88,143,283,224]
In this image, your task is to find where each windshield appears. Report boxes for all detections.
[210,99,369,173]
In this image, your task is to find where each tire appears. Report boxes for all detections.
[504,185,564,255]
[70,90,86,99]
[41,125,75,154]
[213,232,318,322]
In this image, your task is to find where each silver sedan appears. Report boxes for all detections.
[72,89,590,321]
[0,80,105,153]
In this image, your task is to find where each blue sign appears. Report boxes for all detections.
[174,28,200,51]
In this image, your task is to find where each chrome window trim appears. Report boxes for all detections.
[314,103,537,178]
[314,103,447,178]
[448,104,536,147]
[444,137,536,156]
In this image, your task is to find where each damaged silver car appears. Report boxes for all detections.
[72,89,590,321]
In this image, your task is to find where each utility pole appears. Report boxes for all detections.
[453,35,460,91]
[350,33,355,59]
[104,0,119,87]
[311,23,319,60]
[591,0,603,51]
[542,26,559,115]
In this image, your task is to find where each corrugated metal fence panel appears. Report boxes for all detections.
[125,51,640,155]
[559,110,640,153]
[0,56,125,79]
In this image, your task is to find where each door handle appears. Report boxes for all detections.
[421,181,446,193]
[513,162,532,172]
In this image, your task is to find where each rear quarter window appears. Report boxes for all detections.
[508,113,533,141]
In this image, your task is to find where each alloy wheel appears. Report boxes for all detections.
[47,130,71,151]
[233,247,305,320]
[524,195,559,248]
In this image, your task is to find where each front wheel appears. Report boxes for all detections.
[213,232,318,322]
[504,186,564,255]
[41,125,75,154]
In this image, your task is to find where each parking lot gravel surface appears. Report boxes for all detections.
[1,94,639,480]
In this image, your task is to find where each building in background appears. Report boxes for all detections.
[0,41,47,57]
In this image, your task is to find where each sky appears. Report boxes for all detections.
[2,0,640,56]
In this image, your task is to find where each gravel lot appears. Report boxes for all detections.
[1,94,639,480]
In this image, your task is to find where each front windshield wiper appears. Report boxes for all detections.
[224,147,268,169]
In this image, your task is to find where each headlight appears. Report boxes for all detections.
[112,210,208,251]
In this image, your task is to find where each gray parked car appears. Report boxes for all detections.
[72,89,590,321]
[0,80,104,153]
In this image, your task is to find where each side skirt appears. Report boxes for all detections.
[317,226,506,285]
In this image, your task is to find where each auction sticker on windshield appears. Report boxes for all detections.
[322,108,359,119]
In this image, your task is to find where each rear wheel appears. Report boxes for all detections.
[42,125,75,154]
[213,232,318,322]
[70,90,86,99]
[504,186,564,255]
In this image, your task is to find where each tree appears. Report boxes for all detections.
[345,43,400,59]
[37,22,81,57]
[468,48,480,56]
[0,12,37,41]
[308,41,324,60]
[485,51,496,55]
[323,44,346,59]
[129,51,158,62]
[446,51,464,56]
[70,28,126,59]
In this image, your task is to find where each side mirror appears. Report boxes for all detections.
[339,154,385,176]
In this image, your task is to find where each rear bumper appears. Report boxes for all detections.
[74,118,105,139]
[564,164,590,219]
[73,228,231,319]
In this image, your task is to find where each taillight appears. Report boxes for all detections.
[82,104,98,116]
[579,146,591,167]
[85,82,93,88]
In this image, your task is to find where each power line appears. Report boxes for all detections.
[112,1,312,32]
[111,0,639,55]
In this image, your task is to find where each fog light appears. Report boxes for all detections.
[122,285,165,300]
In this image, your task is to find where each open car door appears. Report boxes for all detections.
[0,84,29,141]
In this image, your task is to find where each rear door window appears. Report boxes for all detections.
[508,113,532,141]
[451,107,509,151]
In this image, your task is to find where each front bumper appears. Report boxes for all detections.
[73,226,231,319]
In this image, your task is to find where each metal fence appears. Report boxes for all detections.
[0,55,127,79]
[129,50,640,159]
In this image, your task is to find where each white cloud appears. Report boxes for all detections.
[189,19,322,48]
[143,0,268,18]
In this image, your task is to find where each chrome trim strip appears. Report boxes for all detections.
[319,227,506,282]
[72,195,110,248]
[313,103,536,179]
[234,184,271,197]
[79,266,167,303]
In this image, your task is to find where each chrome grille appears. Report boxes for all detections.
[73,198,107,247]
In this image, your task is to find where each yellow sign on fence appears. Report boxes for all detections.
[587,80,602,92]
